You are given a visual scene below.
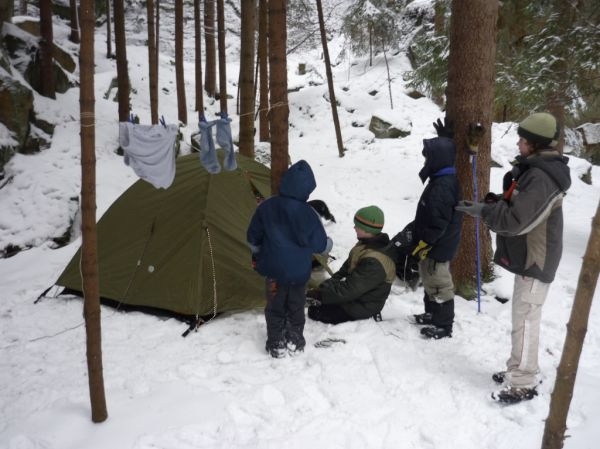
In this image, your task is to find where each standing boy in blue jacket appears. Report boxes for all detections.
[247,160,332,358]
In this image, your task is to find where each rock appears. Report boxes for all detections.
[0,72,34,146]
[368,115,411,139]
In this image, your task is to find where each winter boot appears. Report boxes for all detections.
[491,386,538,404]
[492,371,506,384]
[413,312,433,325]
[420,325,452,339]
[266,341,287,359]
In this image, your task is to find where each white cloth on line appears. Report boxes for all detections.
[119,122,179,189]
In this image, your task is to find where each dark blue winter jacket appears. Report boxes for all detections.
[247,160,328,285]
[413,137,463,262]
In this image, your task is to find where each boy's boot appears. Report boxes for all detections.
[413,293,434,325]
[421,299,454,339]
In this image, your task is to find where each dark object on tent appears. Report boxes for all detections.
[390,221,420,289]
[56,150,270,321]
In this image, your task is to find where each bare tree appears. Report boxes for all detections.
[69,0,79,43]
[175,0,187,124]
[39,0,56,98]
[105,0,112,57]
[194,0,204,115]
[445,0,498,297]
[238,0,256,157]
[541,200,600,449]
[204,0,216,97]
[114,0,130,122]
[258,0,269,142]
[147,0,158,124]
[316,0,344,158]
[268,0,288,194]
[216,0,227,113]
[79,0,108,423]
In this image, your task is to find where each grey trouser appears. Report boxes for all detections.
[506,275,550,388]
[418,259,454,302]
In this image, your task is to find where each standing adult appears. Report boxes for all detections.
[457,112,571,403]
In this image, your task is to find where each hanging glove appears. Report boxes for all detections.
[433,117,454,139]
[411,240,432,261]
[466,122,486,155]
[455,200,485,217]
[306,289,322,307]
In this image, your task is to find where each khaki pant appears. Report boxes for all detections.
[506,275,550,388]
[418,259,454,302]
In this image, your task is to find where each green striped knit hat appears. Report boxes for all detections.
[354,205,384,234]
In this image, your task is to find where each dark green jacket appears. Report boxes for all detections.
[319,233,396,319]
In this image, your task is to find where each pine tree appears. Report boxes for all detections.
[239,0,256,157]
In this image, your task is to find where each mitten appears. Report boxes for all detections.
[306,289,322,307]
[411,240,432,261]
[484,192,501,204]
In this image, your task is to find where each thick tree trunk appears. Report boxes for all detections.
[204,0,216,97]
[258,0,269,142]
[194,0,204,114]
[175,0,187,124]
[268,0,288,194]
[239,0,256,157]
[69,0,79,43]
[113,0,130,122]
[79,0,108,423]
[105,0,112,57]
[541,201,600,449]
[39,0,56,98]
[446,0,498,297]
[316,0,344,158]
[147,0,158,124]
[216,0,227,113]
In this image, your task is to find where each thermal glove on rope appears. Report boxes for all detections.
[455,200,485,217]
[412,240,432,261]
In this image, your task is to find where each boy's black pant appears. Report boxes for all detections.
[264,278,306,350]
[307,304,354,324]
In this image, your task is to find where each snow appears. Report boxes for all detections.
[1,3,600,449]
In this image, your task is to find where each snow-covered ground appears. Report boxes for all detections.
[1,3,599,449]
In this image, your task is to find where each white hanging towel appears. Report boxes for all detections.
[119,122,179,189]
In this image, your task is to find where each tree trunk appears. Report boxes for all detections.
[105,0,112,57]
[156,0,160,71]
[39,0,56,99]
[175,0,187,124]
[194,0,204,115]
[79,0,108,423]
[258,0,269,142]
[238,0,256,157]
[19,0,27,15]
[434,0,445,34]
[216,0,227,113]
[204,0,216,97]
[114,0,130,122]
[541,200,600,449]
[69,0,79,43]
[147,0,158,124]
[268,0,288,194]
[446,0,498,298]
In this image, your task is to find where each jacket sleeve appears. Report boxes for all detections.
[421,183,455,245]
[319,258,387,305]
[246,208,264,250]
[482,169,561,237]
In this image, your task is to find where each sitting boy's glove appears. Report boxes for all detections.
[411,240,432,261]
[484,192,502,204]
[433,117,454,139]
[455,200,485,217]
[321,237,333,256]
[306,289,322,307]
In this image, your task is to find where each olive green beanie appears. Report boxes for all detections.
[354,205,384,234]
[517,112,559,147]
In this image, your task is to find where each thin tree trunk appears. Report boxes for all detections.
[147,0,158,124]
[316,0,344,158]
[204,0,216,97]
[114,0,130,122]
[446,0,498,297]
[105,0,112,57]
[175,0,187,124]
[39,0,56,99]
[268,0,288,194]
[19,0,27,15]
[541,200,600,449]
[194,0,204,115]
[156,0,160,66]
[258,0,269,142]
[79,0,108,423]
[69,0,80,43]
[239,0,256,157]
[216,0,227,113]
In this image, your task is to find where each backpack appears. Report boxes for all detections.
[390,221,420,290]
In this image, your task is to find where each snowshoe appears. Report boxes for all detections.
[491,386,538,404]
[492,371,506,384]
[314,337,347,348]
[420,326,452,339]
[413,312,433,325]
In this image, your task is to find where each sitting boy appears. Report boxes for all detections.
[306,205,396,324]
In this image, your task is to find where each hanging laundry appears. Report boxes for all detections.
[216,114,237,171]
[119,122,179,189]
[195,120,221,174]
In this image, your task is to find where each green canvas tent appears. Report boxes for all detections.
[57,151,271,319]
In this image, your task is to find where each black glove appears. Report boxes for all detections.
[433,117,454,139]
[484,192,501,204]
[306,289,322,307]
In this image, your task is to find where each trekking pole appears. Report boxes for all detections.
[467,123,486,313]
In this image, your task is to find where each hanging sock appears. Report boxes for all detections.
[118,122,178,189]
[216,112,237,171]
[195,119,221,174]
